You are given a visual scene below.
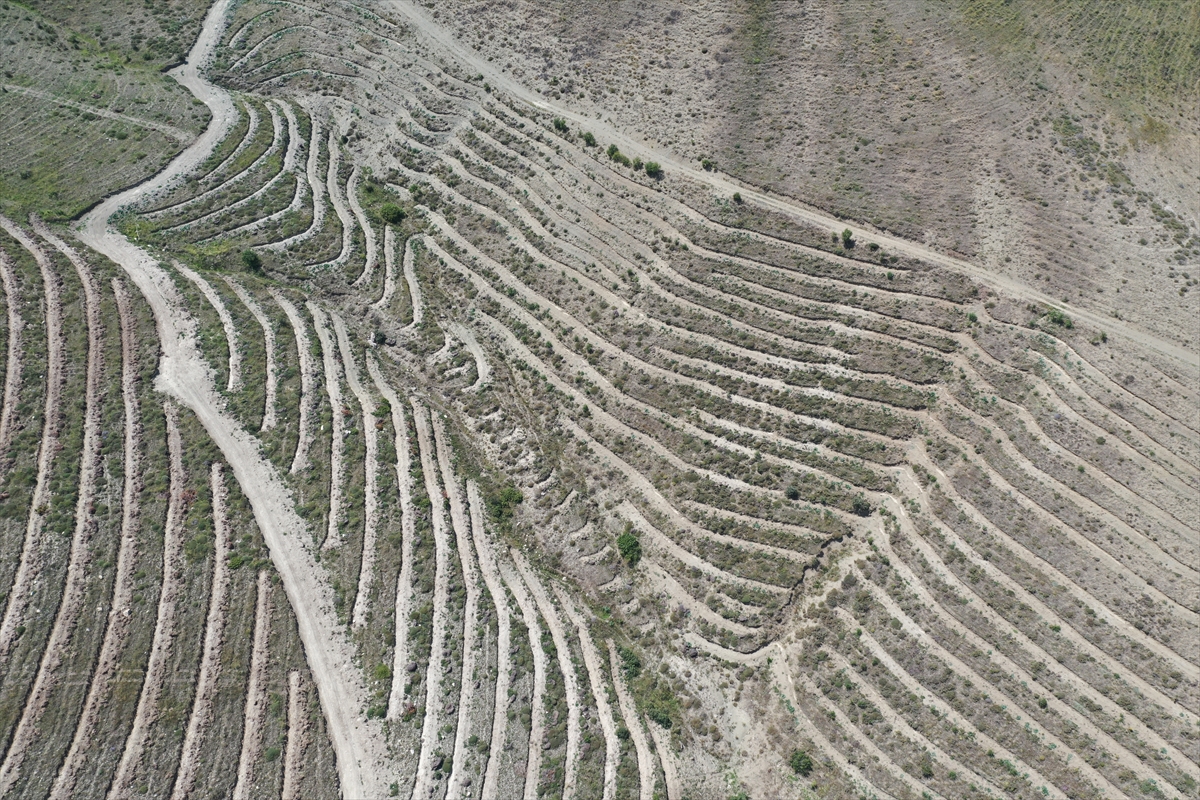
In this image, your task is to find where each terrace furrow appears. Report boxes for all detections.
[270,290,316,473]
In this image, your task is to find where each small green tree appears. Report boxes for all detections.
[841,228,854,248]
[380,203,405,224]
[644,161,663,178]
[241,249,262,273]
[552,117,569,133]
[616,525,641,565]
[581,131,597,147]
[789,749,813,776]
[732,192,743,204]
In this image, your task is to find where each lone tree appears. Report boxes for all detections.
[241,249,262,273]
[379,203,405,224]
[789,749,814,776]
[644,161,663,179]
[841,228,854,248]
[616,523,642,565]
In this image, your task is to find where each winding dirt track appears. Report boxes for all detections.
[0,215,64,664]
[0,251,22,456]
[385,0,1196,370]
[77,1,384,794]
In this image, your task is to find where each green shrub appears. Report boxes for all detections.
[789,749,813,775]
[851,496,872,517]
[732,192,742,204]
[581,131,597,147]
[264,746,281,762]
[241,249,262,273]
[644,161,663,178]
[616,529,641,565]
[1046,308,1073,328]
[632,157,643,171]
[380,203,405,224]
[617,645,641,677]
[552,117,569,133]
[841,228,854,248]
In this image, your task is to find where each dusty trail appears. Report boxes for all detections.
[171,462,234,800]
[348,165,378,285]
[0,251,22,456]
[513,553,582,800]
[367,357,417,721]
[554,586,619,800]
[375,225,399,309]
[332,311,379,628]
[107,403,187,800]
[78,1,385,794]
[2,83,193,141]
[467,480,514,800]
[409,400,456,800]
[177,261,242,392]
[385,0,1196,369]
[500,559,549,800]
[0,215,64,663]
[47,277,142,800]
[146,99,259,217]
[307,302,346,549]
[224,276,278,430]
[233,571,272,800]
[434,417,484,800]
[606,639,654,800]
[270,289,316,473]
[0,221,104,793]
[281,670,306,800]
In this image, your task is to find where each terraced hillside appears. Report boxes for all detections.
[0,0,1196,798]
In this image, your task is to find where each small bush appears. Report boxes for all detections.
[789,749,813,776]
[841,228,854,248]
[617,645,641,677]
[616,529,641,565]
[241,249,262,273]
[581,131,597,147]
[1046,308,1073,328]
[644,161,663,178]
[851,496,872,517]
[380,203,405,224]
[264,746,281,762]
[552,117,568,133]
[732,192,742,204]
[616,726,630,741]
[632,157,643,171]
